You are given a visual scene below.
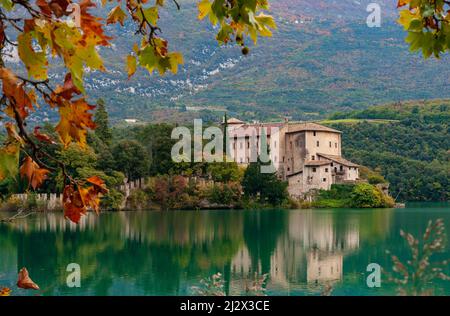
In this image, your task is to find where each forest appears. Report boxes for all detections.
[324,99,450,202]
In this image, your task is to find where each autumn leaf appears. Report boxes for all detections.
[126,54,137,78]
[63,176,107,223]
[198,0,212,21]
[19,156,50,190]
[18,31,49,80]
[0,142,19,182]
[55,98,96,148]
[107,5,127,26]
[0,68,34,119]
[34,126,56,144]
[17,268,40,290]
[86,175,108,193]
[397,0,411,8]
[0,287,11,296]
[63,185,87,224]
[53,73,82,102]
[5,122,24,145]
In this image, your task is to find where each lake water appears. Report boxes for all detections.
[1,203,449,296]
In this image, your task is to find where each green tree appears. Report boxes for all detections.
[94,98,113,146]
[112,140,150,181]
[207,160,243,183]
[242,159,288,206]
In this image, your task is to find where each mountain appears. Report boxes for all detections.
[6,0,450,124]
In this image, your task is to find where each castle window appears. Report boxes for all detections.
[290,141,293,149]
[325,168,329,172]
[317,141,320,147]
[313,131,316,136]
[312,155,315,160]
[233,142,236,150]
[283,156,285,162]
[247,142,250,149]
[329,141,332,148]
[335,143,337,148]
[340,166,343,171]
[331,163,334,167]
[312,168,317,172]
[323,178,327,182]
[287,167,290,172]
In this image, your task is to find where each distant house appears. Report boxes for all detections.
[224,118,359,198]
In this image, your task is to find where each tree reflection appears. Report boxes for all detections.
[0,208,397,295]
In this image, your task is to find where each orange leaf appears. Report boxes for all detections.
[0,287,11,296]
[0,68,34,119]
[63,185,88,224]
[397,0,410,8]
[86,176,108,193]
[19,157,50,190]
[17,268,40,290]
[55,98,96,148]
[63,178,107,223]
[34,126,56,144]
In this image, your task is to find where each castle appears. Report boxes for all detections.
[224,118,360,198]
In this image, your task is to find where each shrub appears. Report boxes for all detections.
[101,188,124,210]
[126,189,149,210]
[350,183,383,208]
[207,182,242,206]
[368,174,387,185]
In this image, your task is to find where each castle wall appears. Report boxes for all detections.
[303,164,332,191]
[305,131,341,160]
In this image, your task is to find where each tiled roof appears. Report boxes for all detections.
[228,123,284,137]
[227,118,245,124]
[304,160,332,167]
[286,122,342,134]
[317,153,359,167]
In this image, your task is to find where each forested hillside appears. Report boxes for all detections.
[323,99,450,202]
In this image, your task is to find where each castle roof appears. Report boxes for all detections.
[286,122,342,134]
[227,123,284,138]
[304,160,332,167]
[226,120,340,138]
[226,118,245,124]
[317,153,359,167]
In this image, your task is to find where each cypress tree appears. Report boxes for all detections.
[94,98,112,146]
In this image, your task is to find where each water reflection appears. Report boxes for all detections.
[0,207,409,296]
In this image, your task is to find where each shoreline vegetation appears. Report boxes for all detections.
[1,99,448,215]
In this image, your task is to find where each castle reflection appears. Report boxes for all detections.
[0,208,394,295]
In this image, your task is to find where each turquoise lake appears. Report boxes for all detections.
[1,203,449,296]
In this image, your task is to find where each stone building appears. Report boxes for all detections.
[224,118,359,198]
